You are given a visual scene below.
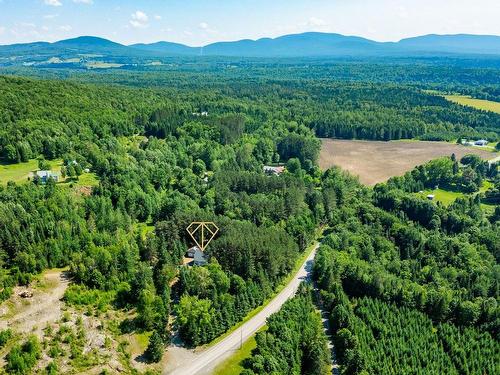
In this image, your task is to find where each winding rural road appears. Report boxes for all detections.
[165,242,320,375]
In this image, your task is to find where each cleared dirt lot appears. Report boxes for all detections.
[319,139,497,185]
[0,269,69,335]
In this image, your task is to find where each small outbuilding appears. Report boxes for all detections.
[474,140,488,146]
[427,194,435,201]
[264,166,285,176]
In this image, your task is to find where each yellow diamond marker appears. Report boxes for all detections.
[186,221,219,251]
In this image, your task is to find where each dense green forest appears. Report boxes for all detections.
[0,73,329,370]
[242,285,331,375]
[384,153,498,194]
[0,58,498,374]
[312,158,499,374]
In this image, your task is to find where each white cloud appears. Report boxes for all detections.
[0,26,5,35]
[73,0,93,3]
[134,11,148,23]
[198,22,217,34]
[10,22,42,39]
[307,17,327,28]
[44,0,62,6]
[130,10,149,28]
[59,25,72,31]
[154,15,162,20]
[43,14,59,19]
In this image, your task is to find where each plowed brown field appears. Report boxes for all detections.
[319,139,496,185]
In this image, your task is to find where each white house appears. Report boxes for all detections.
[474,140,488,146]
[36,170,59,183]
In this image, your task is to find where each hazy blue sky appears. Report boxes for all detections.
[0,0,499,45]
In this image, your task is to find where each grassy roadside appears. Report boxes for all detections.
[203,227,324,349]
[212,330,260,375]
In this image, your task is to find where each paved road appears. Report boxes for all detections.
[166,242,320,375]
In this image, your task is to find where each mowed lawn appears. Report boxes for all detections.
[0,158,99,188]
[444,95,500,114]
[0,158,63,185]
[59,171,99,188]
[417,189,464,206]
[319,139,496,185]
[417,180,495,207]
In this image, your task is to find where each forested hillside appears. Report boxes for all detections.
[0,66,498,374]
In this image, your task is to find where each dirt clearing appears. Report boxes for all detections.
[319,139,497,185]
[0,269,69,335]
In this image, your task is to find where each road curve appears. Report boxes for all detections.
[166,242,320,375]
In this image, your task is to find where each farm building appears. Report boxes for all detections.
[36,170,60,183]
[264,165,285,175]
[427,194,435,201]
[474,140,488,146]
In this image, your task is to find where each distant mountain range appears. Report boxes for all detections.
[1,33,499,61]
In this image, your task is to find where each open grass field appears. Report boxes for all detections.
[319,139,496,185]
[444,95,500,114]
[0,158,99,190]
[416,180,496,207]
[85,61,125,69]
[59,172,100,188]
[0,158,63,185]
[417,189,464,206]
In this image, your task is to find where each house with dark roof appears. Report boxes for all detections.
[185,246,207,266]
[193,249,208,266]
[186,246,201,258]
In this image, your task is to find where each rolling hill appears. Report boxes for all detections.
[130,41,199,56]
[0,33,499,62]
[200,33,395,57]
[399,34,500,55]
